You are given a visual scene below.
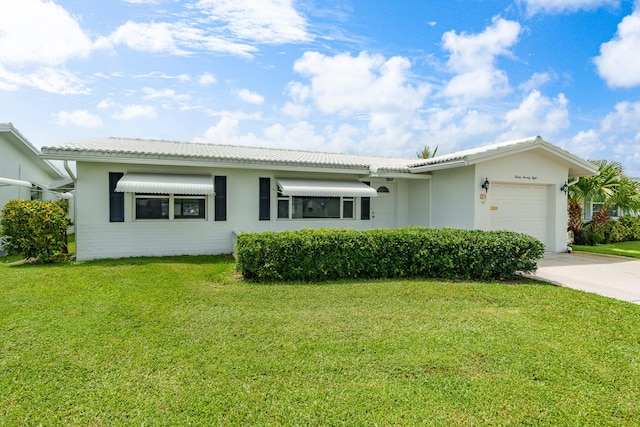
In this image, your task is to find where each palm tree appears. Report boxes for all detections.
[568,160,640,241]
[416,145,438,159]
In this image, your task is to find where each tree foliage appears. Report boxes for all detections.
[416,145,438,159]
[568,159,640,243]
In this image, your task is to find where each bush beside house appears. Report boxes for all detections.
[236,227,545,282]
[0,199,71,262]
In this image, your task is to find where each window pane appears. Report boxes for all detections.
[214,176,227,221]
[278,199,289,219]
[109,172,125,222]
[174,198,205,219]
[293,196,340,219]
[259,177,270,220]
[361,197,370,220]
[136,197,169,219]
[343,200,354,218]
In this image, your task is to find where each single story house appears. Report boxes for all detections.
[41,135,597,261]
[0,123,71,209]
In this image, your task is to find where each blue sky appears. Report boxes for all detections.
[2,0,640,175]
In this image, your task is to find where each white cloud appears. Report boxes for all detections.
[112,105,157,120]
[0,0,92,93]
[233,88,265,105]
[104,21,189,55]
[561,129,607,160]
[198,73,218,85]
[0,0,92,67]
[519,72,553,92]
[97,99,116,110]
[444,69,511,104]
[0,65,88,94]
[195,0,311,44]
[502,90,570,139]
[196,117,261,146]
[291,51,430,131]
[102,21,257,58]
[561,100,640,174]
[600,100,640,133]
[521,0,619,16]
[595,9,640,87]
[441,17,521,104]
[53,110,104,128]
[142,87,191,103]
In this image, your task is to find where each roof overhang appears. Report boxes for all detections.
[0,123,66,180]
[277,179,378,197]
[409,136,598,177]
[115,173,215,195]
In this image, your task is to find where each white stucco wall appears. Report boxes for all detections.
[74,162,419,260]
[407,179,431,226]
[430,166,476,229]
[0,133,62,209]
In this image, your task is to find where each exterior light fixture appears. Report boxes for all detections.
[560,182,568,195]
[481,177,490,193]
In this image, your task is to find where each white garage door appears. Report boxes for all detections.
[490,184,548,244]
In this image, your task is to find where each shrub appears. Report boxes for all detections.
[0,199,71,262]
[236,227,545,282]
[584,231,604,246]
[602,216,640,243]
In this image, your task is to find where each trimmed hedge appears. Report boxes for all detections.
[236,227,545,282]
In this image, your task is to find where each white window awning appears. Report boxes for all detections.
[115,173,214,195]
[277,178,377,197]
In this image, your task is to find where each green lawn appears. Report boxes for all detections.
[1,255,640,425]
[572,240,640,258]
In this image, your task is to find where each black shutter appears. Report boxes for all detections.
[214,176,227,221]
[109,172,124,222]
[361,181,370,220]
[259,177,270,221]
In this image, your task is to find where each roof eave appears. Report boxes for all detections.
[1,123,66,179]
[41,150,373,175]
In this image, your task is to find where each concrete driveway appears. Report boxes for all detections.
[532,252,640,304]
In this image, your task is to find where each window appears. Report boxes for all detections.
[592,202,618,218]
[277,195,356,220]
[109,172,125,222]
[361,181,371,220]
[135,193,207,220]
[30,185,42,201]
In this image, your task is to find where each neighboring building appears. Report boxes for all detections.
[0,123,71,210]
[41,135,597,260]
[583,177,640,221]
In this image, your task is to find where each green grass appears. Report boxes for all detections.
[572,240,640,258]
[1,256,640,425]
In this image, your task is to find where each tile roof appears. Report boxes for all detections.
[41,135,597,177]
[42,137,415,172]
[409,136,541,168]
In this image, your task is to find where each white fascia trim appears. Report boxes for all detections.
[41,153,372,175]
[409,159,468,173]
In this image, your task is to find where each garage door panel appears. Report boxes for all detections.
[490,184,548,245]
